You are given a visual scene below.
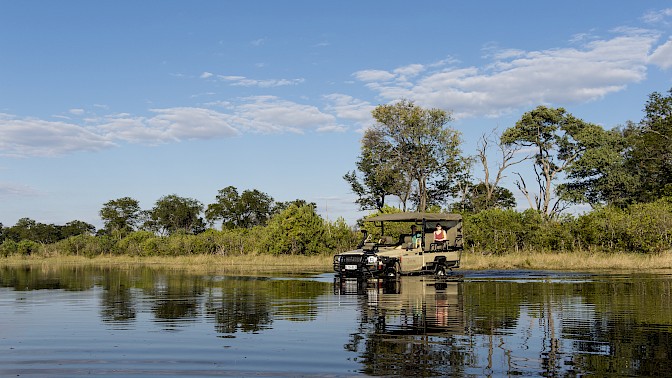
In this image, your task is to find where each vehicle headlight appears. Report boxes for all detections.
[367,256,377,264]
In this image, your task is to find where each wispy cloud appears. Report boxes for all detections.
[0,113,116,157]
[353,28,663,118]
[0,96,346,157]
[209,74,305,88]
[0,182,41,198]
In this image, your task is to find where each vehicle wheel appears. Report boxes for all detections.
[435,264,447,277]
[385,267,397,277]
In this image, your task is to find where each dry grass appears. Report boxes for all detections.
[461,249,672,271]
[3,250,672,274]
[0,254,335,275]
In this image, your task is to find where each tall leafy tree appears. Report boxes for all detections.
[628,88,672,202]
[146,194,205,235]
[352,99,464,212]
[558,126,635,207]
[100,197,142,238]
[61,220,96,238]
[205,186,274,229]
[344,129,407,211]
[501,106,597,218]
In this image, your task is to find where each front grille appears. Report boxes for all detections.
[340,255,364,264]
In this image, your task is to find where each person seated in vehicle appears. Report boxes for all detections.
[406,225,422,250]
[431,224,447,251]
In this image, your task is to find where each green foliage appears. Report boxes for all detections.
[576,200,672,253]
[0,239,18,257]
[262,204,330,255]
[205,186,274,229]
[324,217,360,253]
[358,206,414,243]
[145,194,205,236]
[348,100,465,213]
[627,88,672,202]
[49,234,113,257]
[459,182,516,212]
[100,197,141,238]
[502,106,599,218]
[464,209,526,254]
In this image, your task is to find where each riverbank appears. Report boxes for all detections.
[2,250,672,274]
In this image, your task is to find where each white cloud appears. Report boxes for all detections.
[218,75,305,88]
[642,8,672,24]
[649,37,672,69]
[323,94,375,124]
[352,69,396,82]
[0,113,115,157]
[0,182,41,198]
[233,96,340,133]
[354,29,659,118]
[200,71,214,79]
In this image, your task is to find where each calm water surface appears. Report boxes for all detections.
[1,266,671,377]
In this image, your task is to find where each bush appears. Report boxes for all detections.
[262,204,330,255]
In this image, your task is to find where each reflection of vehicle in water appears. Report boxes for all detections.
[336,276,464,335]
[337,276,466,376]
[333,212,463,278]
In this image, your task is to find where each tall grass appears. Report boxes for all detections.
[462,249,672,271]
[4,249,672,273]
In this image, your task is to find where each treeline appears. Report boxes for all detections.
[465,199,672,254]
[0,186,360,257]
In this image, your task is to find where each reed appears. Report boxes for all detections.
[0,254,335,275]
[2,249,672,273]
[461,249,672,271]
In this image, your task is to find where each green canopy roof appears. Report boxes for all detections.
[365,212,462,223]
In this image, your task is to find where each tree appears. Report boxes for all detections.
[273,199,317,214]
[475,129,528,210]
[205,186,274,229]
[100,197,142,238]
[146,194,205,235]
[501,106,596,218]
[61,220,96,238]
[459,182,516,213]
[627,88,672,202]
[557,126,635,207]
[344,129,408,211]
[353,100,464,212]
[262,203,329,255]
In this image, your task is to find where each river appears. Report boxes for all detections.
[1,265,671,376]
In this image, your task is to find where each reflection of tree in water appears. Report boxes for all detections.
[565,279,672,377]
[203,277,273,334]
[0,265,95,291]
[205,278,331,334]
[99,268,136,322]
[146,273,205,323]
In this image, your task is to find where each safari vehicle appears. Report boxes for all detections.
[333,212,463,278]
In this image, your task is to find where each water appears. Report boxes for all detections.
[1,266,671,377]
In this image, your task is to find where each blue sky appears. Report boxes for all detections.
[1,1,671,229]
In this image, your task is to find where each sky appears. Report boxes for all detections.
[1,1,671,229]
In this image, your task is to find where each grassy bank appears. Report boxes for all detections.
[3,250,672,274]
[0,254,334,275]
[461,249,672,271]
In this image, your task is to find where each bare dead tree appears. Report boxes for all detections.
[477,129,530,208]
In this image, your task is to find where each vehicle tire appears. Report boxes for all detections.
[435,264,447,277]
[385,267,397,277]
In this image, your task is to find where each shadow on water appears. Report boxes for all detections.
[2,265,672,376]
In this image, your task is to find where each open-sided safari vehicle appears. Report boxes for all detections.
[334,212,463,278]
